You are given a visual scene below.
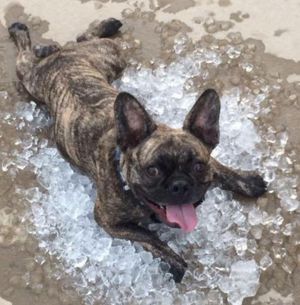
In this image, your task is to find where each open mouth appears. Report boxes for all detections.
[144,198,201,232]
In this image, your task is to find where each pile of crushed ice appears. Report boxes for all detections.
[1,48,298,305]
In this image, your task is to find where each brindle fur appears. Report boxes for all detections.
[9,20,266,282]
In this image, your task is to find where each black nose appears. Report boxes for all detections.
[169,180,190,196]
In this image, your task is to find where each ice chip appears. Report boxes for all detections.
[259,255,273,271]
[248,208,263,226]
[219,260,260,305]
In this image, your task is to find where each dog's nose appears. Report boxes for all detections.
[169,180,190,196]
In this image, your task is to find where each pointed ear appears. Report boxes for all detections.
[114,92,157,151]
[183,89,220,150]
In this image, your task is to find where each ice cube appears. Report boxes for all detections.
[234,238,248,256]
[248,208,263,226]
[259,255,273,271]
[219,260,260,305]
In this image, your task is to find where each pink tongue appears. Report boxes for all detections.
[166,203,198,232]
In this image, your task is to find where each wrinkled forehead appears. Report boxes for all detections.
[137,129,210,166]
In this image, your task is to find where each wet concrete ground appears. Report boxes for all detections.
[0,1,299,305]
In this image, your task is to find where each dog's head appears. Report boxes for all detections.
[114,89,220,232]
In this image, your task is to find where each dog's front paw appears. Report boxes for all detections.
[168,257,187,283]
[240,174,267,198]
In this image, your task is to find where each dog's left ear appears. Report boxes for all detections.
[183,89,220,150]
[115,92,157,151]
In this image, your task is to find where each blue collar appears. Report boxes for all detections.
[114,146,130,191]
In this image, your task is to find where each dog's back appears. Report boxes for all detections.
[37,40,125,172]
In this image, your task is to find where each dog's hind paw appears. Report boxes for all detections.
[8,22,31,51]
[8,22,29,35]
[77,18,122,42]
[98,18,122,38]
[33,44,60,58]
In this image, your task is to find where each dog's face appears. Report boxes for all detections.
[115,89,220,232]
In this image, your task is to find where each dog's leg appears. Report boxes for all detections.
[8,22,46,102]
[210,157,267,197]
[95,194,187,282]
[8,23,35,85]
[33,44,60,58]
[101,221,187,282]
[77,18,122,42]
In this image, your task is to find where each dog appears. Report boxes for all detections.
[9,18,266,282]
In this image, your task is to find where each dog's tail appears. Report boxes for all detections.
[8,22,32,52]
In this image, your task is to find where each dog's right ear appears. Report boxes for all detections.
[114,92,157,151]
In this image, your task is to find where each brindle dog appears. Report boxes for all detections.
[9,19,266,282]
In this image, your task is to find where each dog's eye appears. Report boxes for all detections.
[193,162,206,173]
[147,166,160,177]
